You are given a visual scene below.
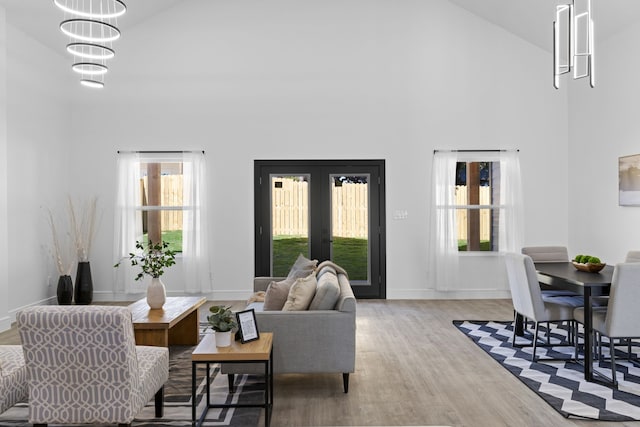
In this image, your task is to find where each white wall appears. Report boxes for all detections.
[1,12,74,325]
[568,19,640,265]
[1,0,573,328]
[66,0,569,301]
[0,6,10,331]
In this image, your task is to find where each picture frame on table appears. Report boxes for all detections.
[235,308,260,343]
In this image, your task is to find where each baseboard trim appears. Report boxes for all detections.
[388,289,511,300]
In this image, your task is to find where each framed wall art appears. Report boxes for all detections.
[619,154,640,206]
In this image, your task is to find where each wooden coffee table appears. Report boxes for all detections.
[129,296,206,347]
[191,332,273,427]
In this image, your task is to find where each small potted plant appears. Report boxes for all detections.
[115,240,176,309]
[207,305,237,347]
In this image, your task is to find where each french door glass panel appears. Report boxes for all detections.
[330,174,370,282]
[270,174,310,277]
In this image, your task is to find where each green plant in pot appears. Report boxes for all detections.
[207,305,237,347]
[115,240,176,309]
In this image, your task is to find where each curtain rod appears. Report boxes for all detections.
[433,149,519,153]
[117,150,205,154]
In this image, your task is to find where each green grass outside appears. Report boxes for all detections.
[273,236,368,280]
[140,232,368,279]
[457,240,491,251]
[142,230,183,253]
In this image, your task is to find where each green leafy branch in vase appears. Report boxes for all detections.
[115,240,177,280]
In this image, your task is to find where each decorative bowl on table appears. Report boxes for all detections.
[571,261,606,273]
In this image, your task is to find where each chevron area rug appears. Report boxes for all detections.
[454,320,640,421]
[0,345,262,427]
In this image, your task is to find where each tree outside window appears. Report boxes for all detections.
[455,161,499,251]
[139,161,184,253]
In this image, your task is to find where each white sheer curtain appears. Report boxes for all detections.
[429,150,523,291]
[497,150,524,253]
[113,151,210,295]
[113,152,143,294]
[182,152,210,293]
[429,151,459,291]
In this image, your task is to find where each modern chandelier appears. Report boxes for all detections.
[553,0,594,89]
[54,0,127,89]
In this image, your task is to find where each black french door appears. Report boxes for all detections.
[254,160,386,299]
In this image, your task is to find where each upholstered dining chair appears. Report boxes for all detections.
[573,262,640,387]
[521,246,580,298]
[625,250,640,263]
[17,305,169,427]
[0,345,28,414]
[588,250,640,308]
[505,252,581,361]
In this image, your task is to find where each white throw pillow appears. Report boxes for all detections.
[282,273,317,311]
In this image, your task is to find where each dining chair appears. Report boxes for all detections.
[521,246,579,297]
[505,252,581,361]
[625,251,640,263]
[589,250,640,307]
[573,262,640,387]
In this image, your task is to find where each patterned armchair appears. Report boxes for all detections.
[17,305,169,427]
[0,345,28,414]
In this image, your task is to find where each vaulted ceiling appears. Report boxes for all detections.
[2,1,640,57]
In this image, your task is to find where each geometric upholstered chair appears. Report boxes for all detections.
[573,263,640,387]
[0,345,28,414]
[17,306,169,427]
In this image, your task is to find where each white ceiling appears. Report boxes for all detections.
[2,0,640,55]
[449,0,640,52]
[0,0,182,54]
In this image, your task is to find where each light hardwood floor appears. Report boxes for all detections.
[2,299,639,427]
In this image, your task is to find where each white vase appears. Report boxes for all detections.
[147,277,166,309]
[215,331,232,347]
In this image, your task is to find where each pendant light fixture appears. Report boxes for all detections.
[553,0,594,89]
[54,0,126,89]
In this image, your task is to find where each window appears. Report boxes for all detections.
[454,161,499,251]
[429,150,523,290]
[138,161,184,253]
[114,151,209,294]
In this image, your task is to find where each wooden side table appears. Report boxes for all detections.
[191,332,273,427]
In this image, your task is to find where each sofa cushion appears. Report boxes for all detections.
[316,265,337,280]
[309,270,341,310]
[263,279,294,311]
[282,273,317,311]
[286,254,318,280]
[316,260,348,278]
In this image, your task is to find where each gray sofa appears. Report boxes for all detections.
[223,266,356,393]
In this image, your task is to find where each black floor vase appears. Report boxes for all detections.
[56,275,73,305]
[75,261,93,305]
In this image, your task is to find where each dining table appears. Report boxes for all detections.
[534,261,614,382]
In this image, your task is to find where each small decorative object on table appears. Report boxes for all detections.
[114,240,176,309]
[572,254,606,273]
[236,308,260,343]
[207,305,237,347]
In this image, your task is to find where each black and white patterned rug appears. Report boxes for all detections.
[454,320,640,421]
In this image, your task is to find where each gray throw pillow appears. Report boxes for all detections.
[263,279,294,311]
[286,254,318,280]
[309,270,341,310]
